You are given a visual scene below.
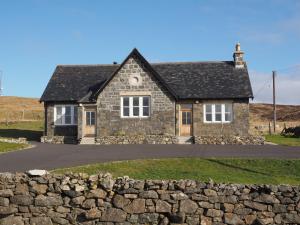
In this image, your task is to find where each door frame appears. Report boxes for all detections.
[83,108,96,137]
[179,105,193,136]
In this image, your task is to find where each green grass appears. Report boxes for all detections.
[265,134,300,146]
[53,158,300,185]
[0,141,29,154]
[0,121,43,141]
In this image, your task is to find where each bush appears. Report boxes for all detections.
[281,126,300,138]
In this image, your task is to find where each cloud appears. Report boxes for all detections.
[249,67,300,105]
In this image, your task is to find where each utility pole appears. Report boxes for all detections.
[0,71,3,96]
[272,71,276,133]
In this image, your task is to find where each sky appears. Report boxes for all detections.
[0,0,299,104]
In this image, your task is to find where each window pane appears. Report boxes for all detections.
[225,113,231,122]
[186,112,191,125]
[225,104,231,113]
[182,112,187,125]
[56,106,62,115]
[206,104,212,113]
[123,97,129,107]
[215,113,222,122]
[56,106,62,124]
[143,107,149,116]
[143,97,149,106]
[206,114,212,121]
[133,107,139,116]
[65,106,71,115]
[215,104,222,113]
[86,112,91,125]
[91,112,96,125]
[181,104,192,110]
[65,115,71,124]
[133,97,139,106]
[74,106,78,124]
[123,107,129,117]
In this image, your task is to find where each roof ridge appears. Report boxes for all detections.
[150,61,233,65]
[57,64,118,67]
[56,61,234,67]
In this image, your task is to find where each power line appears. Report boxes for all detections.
[275,64,300,73]
[253,76,272,98]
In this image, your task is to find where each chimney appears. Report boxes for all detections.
[233,42,244,68]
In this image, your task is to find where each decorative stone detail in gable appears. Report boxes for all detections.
[129,73,142,86]
[97,55,175,136]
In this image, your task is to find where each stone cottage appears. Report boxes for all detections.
[40,43,257,144]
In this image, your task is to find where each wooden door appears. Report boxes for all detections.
[84,110,96,137]
[180,109,192,136]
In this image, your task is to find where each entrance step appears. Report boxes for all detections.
[80,137,96,145]
[177,136,194,144]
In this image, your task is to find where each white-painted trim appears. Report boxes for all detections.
[203,103,233,123]
[120,96,150,118]
[54,104,78,126]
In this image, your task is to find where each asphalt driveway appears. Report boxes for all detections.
[0,142,300,172]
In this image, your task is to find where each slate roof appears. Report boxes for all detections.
[40,65,118,102]
[152,61,253,99]
[40,50,253,102]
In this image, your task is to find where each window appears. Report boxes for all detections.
[86,111,96,126]
[182,111,191,125]
[215,104,222,122]
[54,105,78,125]
[121,96,150,118]
[204,103,232,123]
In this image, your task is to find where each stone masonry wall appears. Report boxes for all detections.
[97,56,175,137]
[0,172,299,225]
[193,99,250,136]
[96,135,178,145]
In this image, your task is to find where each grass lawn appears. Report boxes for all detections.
[0,121,43,141]
[53,158,300,185]
[0,141,29,154]
[265,134,300,146]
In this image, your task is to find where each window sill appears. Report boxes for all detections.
[120,116,150,119]
[203,121,232,124]
[54,124,78,126]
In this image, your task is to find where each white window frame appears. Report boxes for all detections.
[203,103,233,123]
[86,111,96,126]
[54,105,78,126]
[120,96,150,118]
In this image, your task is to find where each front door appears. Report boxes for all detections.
[180,105,192,136]
[84,110,96,137]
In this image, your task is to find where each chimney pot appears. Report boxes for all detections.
[233,42,244,68]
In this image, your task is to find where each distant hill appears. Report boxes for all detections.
[0,96,43,122]
[250,103,300,122]
[0,96,299,125]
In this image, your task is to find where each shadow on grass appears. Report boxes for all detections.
[0,129,43,141]
[205,159,269,176]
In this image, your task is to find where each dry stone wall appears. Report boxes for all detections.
[0,173,299,225]
[0,137,28,144]
[194,135,265,145]
[96,135,178,145]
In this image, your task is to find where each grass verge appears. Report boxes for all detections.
[0,121,43,141]
[0,141,29,154]
[53,158,300,185]
[265,134,300,146]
